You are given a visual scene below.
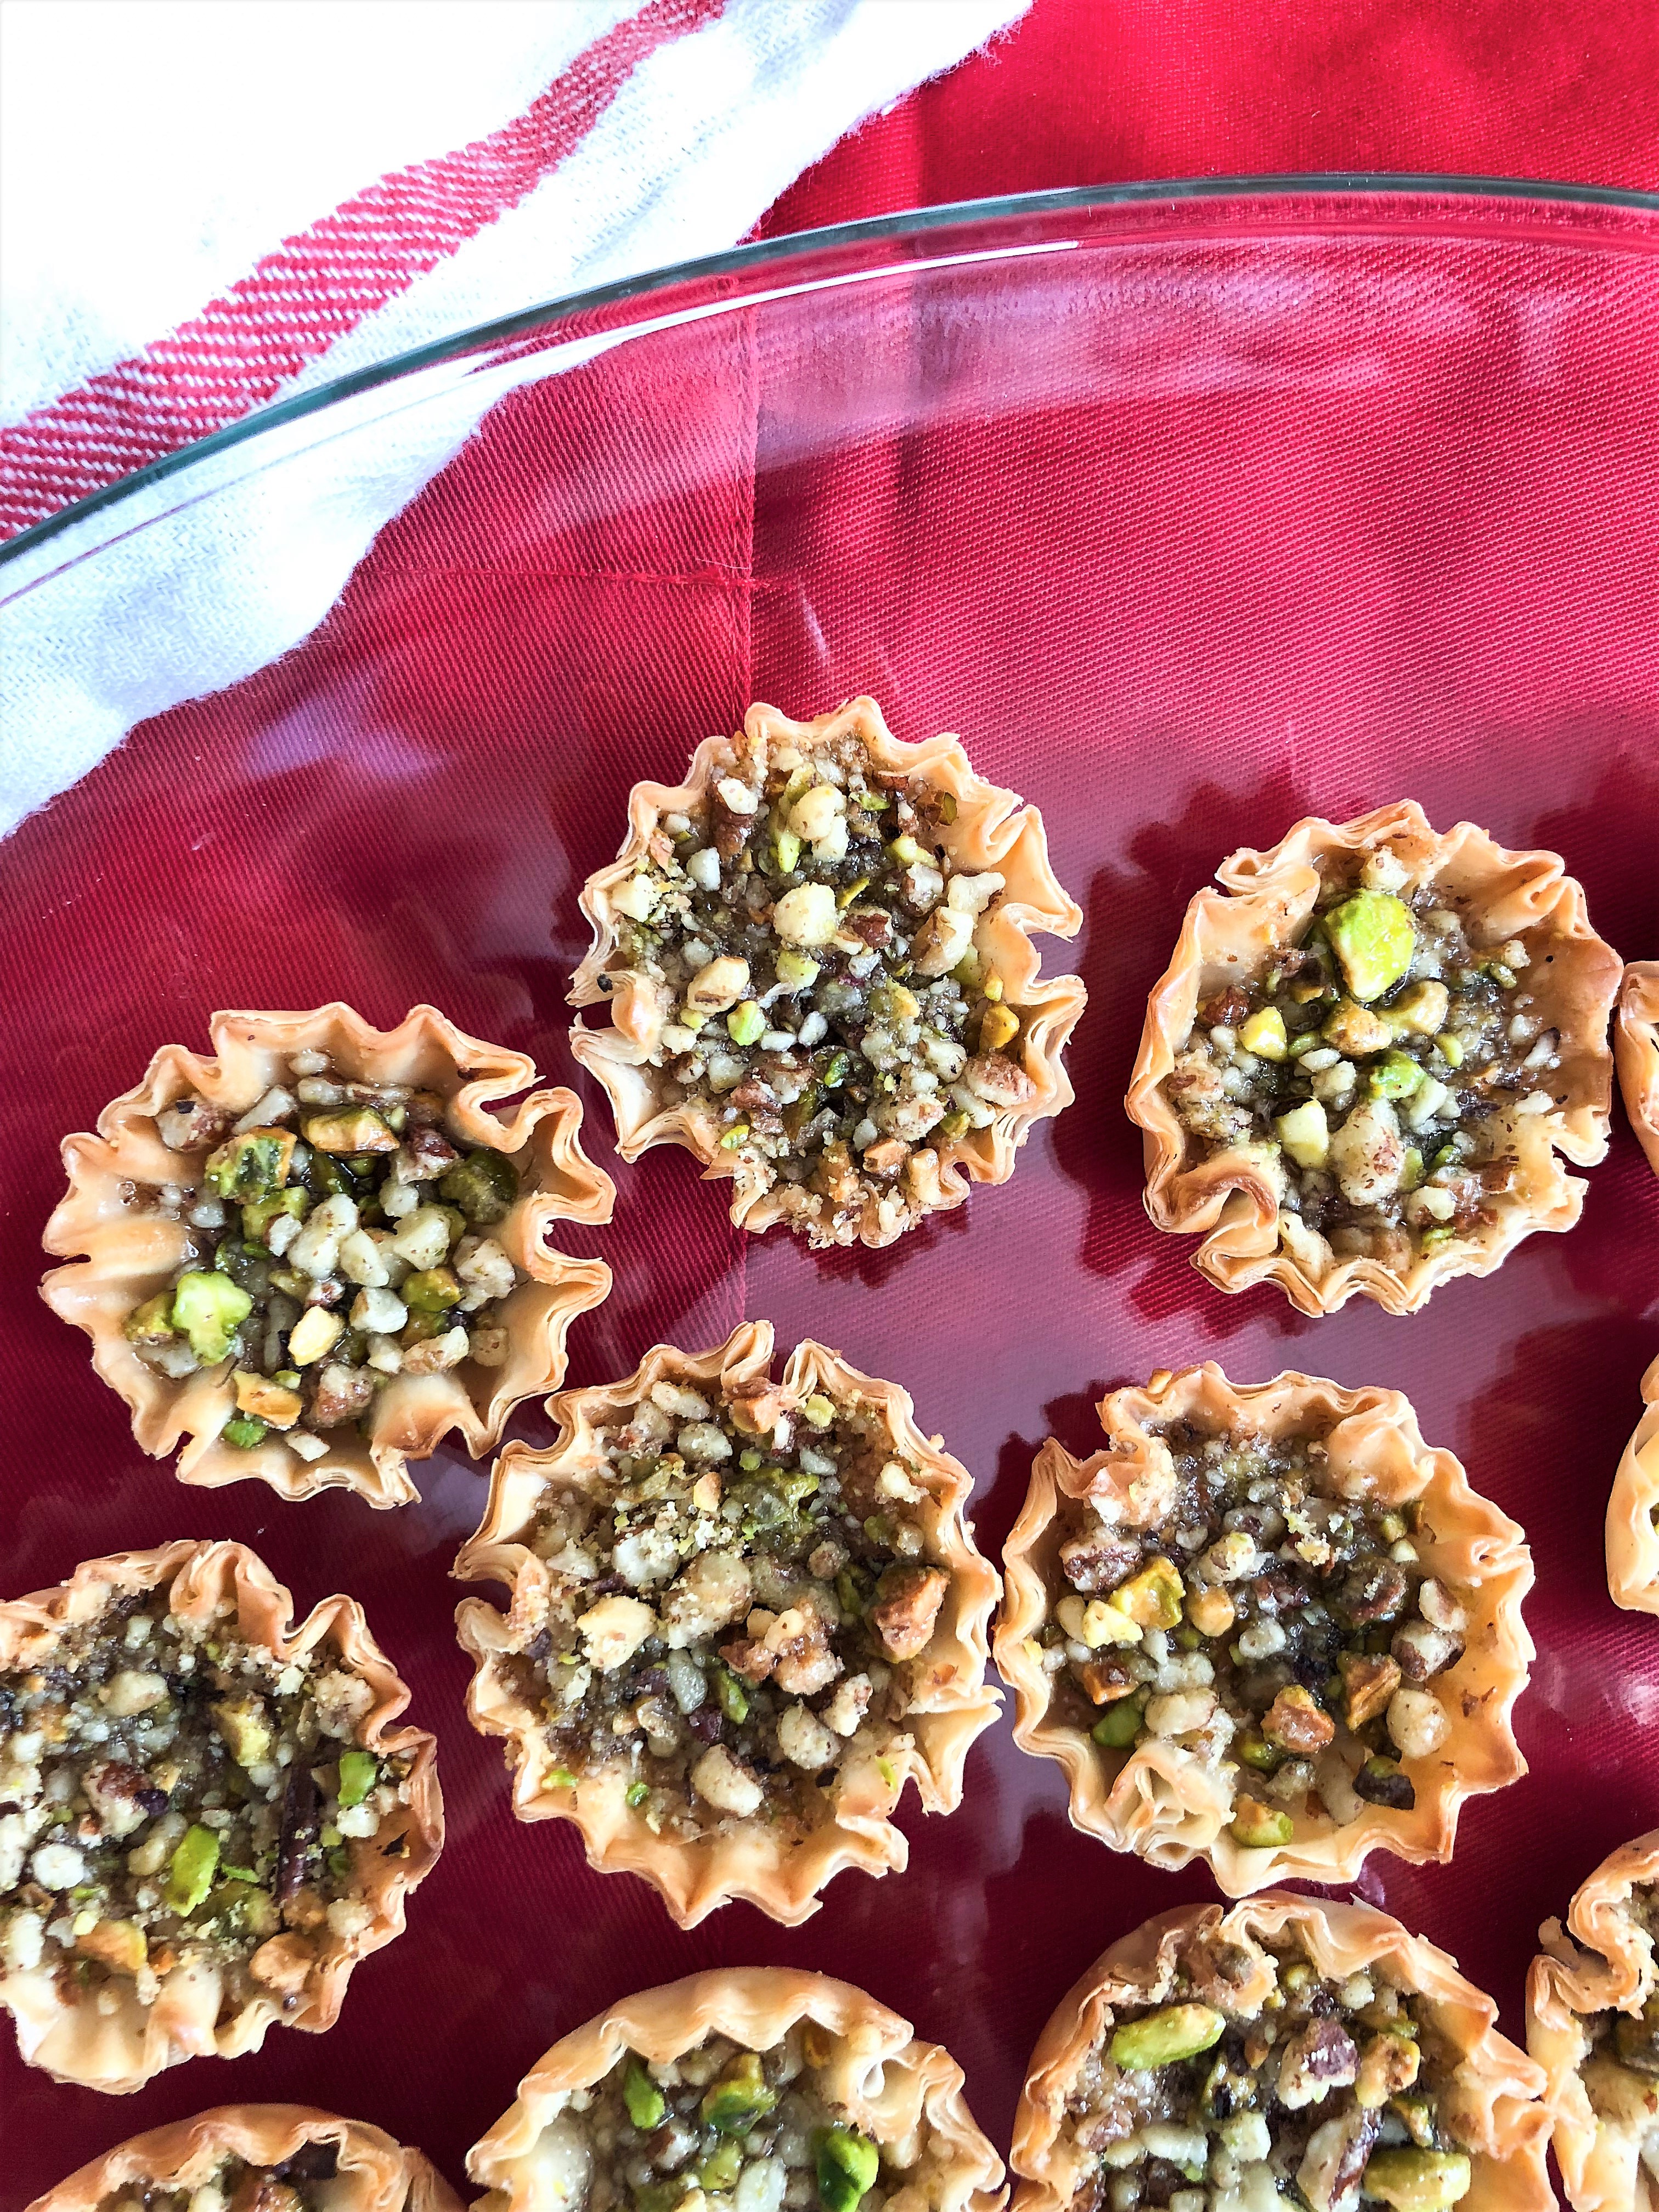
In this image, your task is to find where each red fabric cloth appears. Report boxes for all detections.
[761,0,1659,239]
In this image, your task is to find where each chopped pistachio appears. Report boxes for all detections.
[301,1107,398,1155]
[1239,1006,1288,1060]
[1229,1801,1295,1849]
[1111,2003,1226,2071]
[1325,890,1416,1002]
[171,1269,252,1364]
[438,1148,520,1226]
[337,1749,379,1808]
[163,1823,221,1915]
[625,2061,667,2129]
[815,2128,880,2212]
[701,2051,778,2132]
[1359,2149,1471,2210]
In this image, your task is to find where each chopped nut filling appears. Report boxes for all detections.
[0,1587,412,2023]
[1168,850,1565,1268]
[522,2024,946,2212]
[1034,1423,1465,1847]
[1572,1881,1659,2187]
[496,1367,956,1839]
[1063,1935,1473,2211]
[600,721,1035,1245]
[94,2143,341,2212]
[120,1049,522,1454]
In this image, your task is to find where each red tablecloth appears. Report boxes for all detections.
[760,0,1659,239]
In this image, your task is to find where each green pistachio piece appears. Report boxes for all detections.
[1275,1098,1330,1170]
[437,1148,520,1226]
[775,950,821,991]
[697,2143,744,2192]
[241,1187,310,1239]
[171,1269,253,1365]
[727,999,766,1047]
[625,1779,650,1809]
[123,1291,180,1344]
[1229,1800,1295,1849]
[886,834,923,865]
[772,830,803,874]
[1091,1696,1145,1748]
[820,1051,852,1090]
[337,1750,379,1808]
[1236,1733,1283,1771]
[815,2128,881,2212]
[211,1697,272,1769]
[221,1414,267,1448]
[302,1107,398,1155]
[164,1823,222,1915]
[1111,2003,1226,2072]
[211,1878,280,1938]
[1369,1051,1425,1099]
[718,1120,751,1150]
[712,1663,749,1725]
[1239,1006,1288,1060]
[205,1127,297,1201]
[1360,2149,1472,2210]
[624,2060,667,2130]
[701,2051,778,2133]
[1325,890,1416,1003]
[402,1265,462,1312]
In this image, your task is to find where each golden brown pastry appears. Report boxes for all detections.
[0,1542,441,2092]
[454,1321,1000,1924]
[1609,1355,1659,1615]
[568,697,1085,1248]
[28,2104,460,2212]
[41,1003,613,1506]
[1616,963,1659,1176]
[1528,1830,1659,2210]
[1013,1897,1550,2212]
[1126,802,1622,1313]
[994,1364,1531,1895]
[466,1967,1006,2212]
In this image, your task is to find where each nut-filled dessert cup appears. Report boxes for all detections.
[455,1321,1000,1924]
[569,697,1085,1248]
[42,1003,613,1506]
[1127,802,1621,1313]
[0,1541,441,2092]
[995,1364,1531,1894]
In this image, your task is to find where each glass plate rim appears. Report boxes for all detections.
[4,167,1656,569]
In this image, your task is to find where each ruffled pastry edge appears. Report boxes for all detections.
[1615,963,1659,1177]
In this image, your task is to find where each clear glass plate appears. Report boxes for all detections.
[3,180,1657,2199]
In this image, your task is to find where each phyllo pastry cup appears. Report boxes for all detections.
[1617,963,1659,1177]
[29,2103,461,2212]
[1012,1895,1550,2212]
[466,1966,1006,2212]
[568,697,1085,1249]
[1609,1356,1659,1615]
[42,1003,614,1508]
[454,1319,1001,1925]
[993,1363,1532,1897]
[1125,801,1622,1314]
[0,1539,442,2093]
[1527,1829,1659,2211]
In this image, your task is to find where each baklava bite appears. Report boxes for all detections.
[1616,963,1659,1180]
[569,697,1085,1248]
[1013,1897,1550,2212]
[1607,1356,1659,1616]
[1529,1830,1659,2210]
[30,2104,460,2212]
[455,1322,1001,1923]
[466,1969,1006,2212]
[42,1005,612,1507]
[1127,803,1622,1313]
[0,1542,441,2092]
[995,1366,1531,1894]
